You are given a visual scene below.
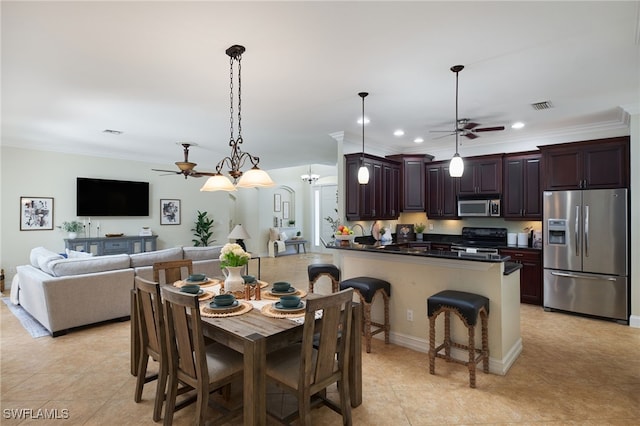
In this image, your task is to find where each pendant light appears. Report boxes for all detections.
[357,92,370,184]
[201,45,275,192]
[449,65,464,178]
[301,166,320,184]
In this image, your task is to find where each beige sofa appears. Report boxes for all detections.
[15,245,223,337]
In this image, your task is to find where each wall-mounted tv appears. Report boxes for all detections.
[76,177,149,216]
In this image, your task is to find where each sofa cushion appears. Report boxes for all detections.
[48,254,131,277]
[30,247,61,269]
[129,247,183,268]
[65,248,93,258]
[38,254,64,275]
[183,245,223,261]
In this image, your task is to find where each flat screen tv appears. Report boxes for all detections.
[76,177,149,216]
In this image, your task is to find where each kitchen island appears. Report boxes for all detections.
[327,240,522,375]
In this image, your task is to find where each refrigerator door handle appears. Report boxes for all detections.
[550,271,618,281]
[575,205,580,257]
[584,205,589,257]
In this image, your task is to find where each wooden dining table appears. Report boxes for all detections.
[131,287,362,426]
[200,293,363,425]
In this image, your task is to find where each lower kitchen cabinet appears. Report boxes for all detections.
[500,248,542,305]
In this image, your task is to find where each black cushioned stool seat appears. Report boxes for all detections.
[340,277,391,353]
[428,290,490,388]
[307,264,340,293]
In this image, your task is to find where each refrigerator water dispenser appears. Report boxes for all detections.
[547,219,567,245]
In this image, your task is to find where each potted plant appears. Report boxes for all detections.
[58,220,83,239]
[288,219,296,226]
[191,211,215,247]
[415,223,426,240]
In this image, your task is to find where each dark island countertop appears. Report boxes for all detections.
[325,240,511,263]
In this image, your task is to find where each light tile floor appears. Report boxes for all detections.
[1,253,639,425]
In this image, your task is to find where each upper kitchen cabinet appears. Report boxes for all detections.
[426,161,458,218]
[540,136,629,190]
[503,152,542,219]
[387,154,434,212]
[457,154,503,196]
[345,153,400,221]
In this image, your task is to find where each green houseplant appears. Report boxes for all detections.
[191,211,215,246]
[415,223,426,240]
[58,220,84,239]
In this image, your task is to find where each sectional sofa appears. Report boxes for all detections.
[14,245,223,336]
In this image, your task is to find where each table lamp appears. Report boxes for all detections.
[228,224,251,251]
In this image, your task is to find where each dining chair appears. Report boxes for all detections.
[153,259,193,284]
[266,288,354,426]
[133,276,168,421]
[160,286,244,426]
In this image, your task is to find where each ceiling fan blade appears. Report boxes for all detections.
[463,132,479,140]
[432,132,456,140]
[190,171,217,177]
[429,129,456,133]
[152,169,181,174]
[462,122,479,130]
[473,126,505,133]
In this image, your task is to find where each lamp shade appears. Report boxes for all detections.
[236,167,275,188]
[449,153,464,177]
[200,174,237,192]
[357,165,369,184]
[228,224,251,240]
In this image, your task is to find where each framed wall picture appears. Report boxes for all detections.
[282,201,290,220]
[160,199,181,225]
[274,194,281,212]
[396,224,415,241]
[20,196,54,230]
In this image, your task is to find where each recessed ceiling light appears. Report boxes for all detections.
[357,116,370,125]
[511,122,525,129]
[413,137,424,144]
[394,129,405,137]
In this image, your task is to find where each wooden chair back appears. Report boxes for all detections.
[153,259,193,284]
[301,288,353,405]
[161,286,207,388]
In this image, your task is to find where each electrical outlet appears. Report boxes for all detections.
[406,309,413,321]
[428,223,434,231]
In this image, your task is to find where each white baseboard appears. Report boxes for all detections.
[379,331,522,376]
[629,314,640,328]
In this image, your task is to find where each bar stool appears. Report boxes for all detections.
[339,276,390,353]
[307,264,340,293]
[427,290,489,388]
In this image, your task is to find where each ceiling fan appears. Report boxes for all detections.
[152,143,216,179]
[430,65,505,140]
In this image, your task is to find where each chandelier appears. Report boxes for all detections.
[200,45,275,192]
[301,166,320,184]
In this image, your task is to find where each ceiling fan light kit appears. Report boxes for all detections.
[152,142,216,179]
[357,91,370,185]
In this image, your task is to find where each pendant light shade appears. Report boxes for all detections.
[358,92,370,185]
[200,45,275,192]
[449,153,464,177]
[449,65,465,178]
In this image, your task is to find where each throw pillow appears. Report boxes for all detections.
[269,227,280,241]
[65,248,93,258]
[279,232,288,242]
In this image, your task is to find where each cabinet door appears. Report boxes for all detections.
[360,159,380,219]
[385,163,400,218]
[401,158,425,211]
[543,147,582,190]
[426,165,442,217]
[583,142,628,189]
[503,153,541,219]
[430,243,451,252]
[501,249,542,305]
[503,158,524,217]
[457,163,477,195]
[457,156,502,195]
[345,157,361,220]
[523,157,541,218]
[441,165,458,217]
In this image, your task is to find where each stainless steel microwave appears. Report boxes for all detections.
[458,198,501,217]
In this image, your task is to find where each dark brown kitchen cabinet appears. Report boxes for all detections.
[345,153,400,221]
[387,154,434,212]
[500,248,542,305]
[503,152,541,219]
[540,136,629,190]
[426,161,458,218]
[430,242,451,252]
[457,154,503,196]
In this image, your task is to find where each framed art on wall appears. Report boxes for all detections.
[274,194,281,212]
[20,196,54,230]
[160,199,181,225]
[282,201,290,220]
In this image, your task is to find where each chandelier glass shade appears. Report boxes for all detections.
[358,92,370,185]
[449,65,465,178]
[200,45,275,192]
[301,166,320,184]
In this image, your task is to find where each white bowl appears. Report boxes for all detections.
[334,234,355,241]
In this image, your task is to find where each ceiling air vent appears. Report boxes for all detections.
[531,101,553,111]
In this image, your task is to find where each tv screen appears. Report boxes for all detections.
[76,177,149,216]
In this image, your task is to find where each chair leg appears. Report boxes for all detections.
[383,292,390,344]
[428,315,436,375]
[338,376,353,425]
[163,371,178,426]
[195,381,208,426]
[481,311,490,374]
[363,301,372,353]
[134,352,149,402]
[153,358,168,422]
[444,311,451,360]
[468,324,476,388]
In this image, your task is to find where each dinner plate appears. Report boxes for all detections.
[185,278,209,284]
[273,301,305,312]
[270,287,296,295]
[208,300,240,311]
[181,289,204,295]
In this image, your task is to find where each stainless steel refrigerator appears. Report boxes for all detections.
[543,188,629,323]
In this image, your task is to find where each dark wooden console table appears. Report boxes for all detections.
[64,235,158,255]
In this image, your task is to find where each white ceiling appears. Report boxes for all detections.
[2,1,639,175]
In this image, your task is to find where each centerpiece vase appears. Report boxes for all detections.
[222,266,245,293]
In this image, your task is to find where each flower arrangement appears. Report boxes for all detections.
[414,223,426,234]
[58,220,83,233]
[219,243,251,268]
